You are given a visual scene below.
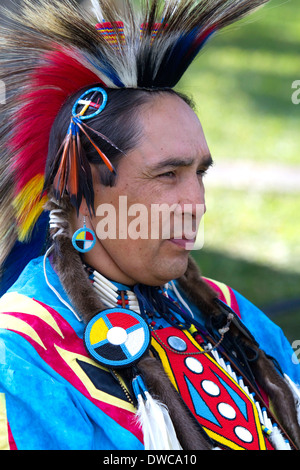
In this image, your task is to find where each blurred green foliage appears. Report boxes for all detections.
[177,0,300,164]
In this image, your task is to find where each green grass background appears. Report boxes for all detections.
[176,0,300,342]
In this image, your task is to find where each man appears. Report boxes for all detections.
[0,0,299,450]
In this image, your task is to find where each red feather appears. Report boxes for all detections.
[74,120,116,174]
[10,48,103,196]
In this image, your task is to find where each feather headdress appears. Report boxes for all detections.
[0,0,269,291]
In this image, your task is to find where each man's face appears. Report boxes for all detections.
[87,94,212,286]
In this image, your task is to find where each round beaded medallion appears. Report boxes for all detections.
[84,308,151,369]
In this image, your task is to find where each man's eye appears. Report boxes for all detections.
[197,169,208,177]
[158,171,176,178]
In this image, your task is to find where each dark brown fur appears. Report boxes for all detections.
[250,346,300,449]
[178,256,220,318]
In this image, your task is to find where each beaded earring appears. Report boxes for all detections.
[72,217,96,253]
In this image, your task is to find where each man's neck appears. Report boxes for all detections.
[83,247,137,287]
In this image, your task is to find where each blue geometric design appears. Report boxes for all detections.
[212,371,248,421]
[184,375,221,427]
[72,87,108,121]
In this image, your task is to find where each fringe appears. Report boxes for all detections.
[269,425,291,451]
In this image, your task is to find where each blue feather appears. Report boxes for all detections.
[86,54,125,88]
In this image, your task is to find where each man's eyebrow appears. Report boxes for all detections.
[148,154,214,171]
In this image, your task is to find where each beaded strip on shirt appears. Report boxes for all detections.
[208,341,291,449]
[87,266,293,450]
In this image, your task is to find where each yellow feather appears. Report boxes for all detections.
[13,175,48,242]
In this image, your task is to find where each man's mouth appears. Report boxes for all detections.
[168,236,196,249]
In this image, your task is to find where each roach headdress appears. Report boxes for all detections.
[0,0,268,290]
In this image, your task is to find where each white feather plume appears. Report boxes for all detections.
[269,424,291,450]
[135,389,182,450]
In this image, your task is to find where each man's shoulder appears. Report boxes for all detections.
[0,256,65,334]
[202,277,242,318]
[3,256,45,298]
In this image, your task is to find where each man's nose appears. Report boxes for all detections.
[178,175,206,216]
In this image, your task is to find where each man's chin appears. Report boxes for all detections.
[157,252,190,284]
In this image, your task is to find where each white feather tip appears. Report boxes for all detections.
[90,0,104,22]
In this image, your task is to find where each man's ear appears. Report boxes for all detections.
[78,198,89,217]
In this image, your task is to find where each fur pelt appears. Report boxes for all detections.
[178,255,221,318]
[250,347,300,449]
[1,0,297,450]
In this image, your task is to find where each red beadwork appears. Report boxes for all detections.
[151,327,274,450]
